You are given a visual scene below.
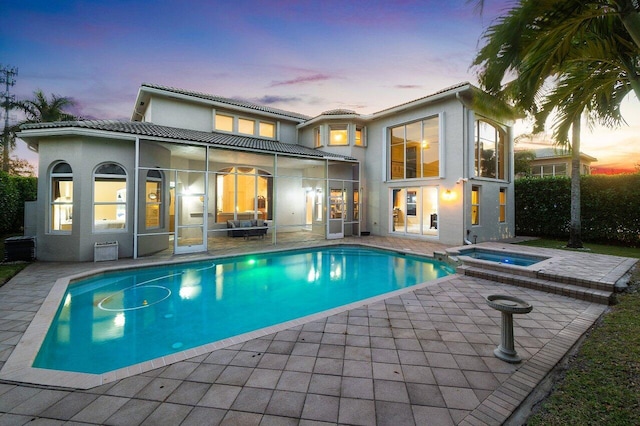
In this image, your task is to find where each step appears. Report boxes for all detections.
[458,265,615,305]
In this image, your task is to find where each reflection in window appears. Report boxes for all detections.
[50,162,73,232]
[314,127,321,147]
[94,163,127,232]
[471,186,480,225]
[329,125,348,146]
[475,120,506,179]
[146,170,163,229]
[389,116,440,180]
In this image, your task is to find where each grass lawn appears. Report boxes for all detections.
[517,238,640,258]
[521,239,640,425]
[0,234,30,286]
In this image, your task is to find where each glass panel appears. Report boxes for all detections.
[499,189,506,222]
[353,189,359,220]
[542,165,554,176]
[406,188,419,234]
[390,126,405,180]
[177,225,203,247]
[392,188,404,232]
[471,186,480,225]
[259,122,275,138]
[405,122,421,179]
[329,125,348,146]
[422,117,439,177]
[314,127,321,147]
[51,176,73,231]
[145,180,162,229]
[96,163,125,175]
[238,118,255,135]
[355,127,364,146]
[215,114,233,132]
[422,187,438,234]
[555,163,567,176]
[216,171,235,223]
[237,172,258,219]
[53,162,72,173]
[330,188,344,219]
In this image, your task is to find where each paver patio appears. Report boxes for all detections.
[0,236,636,425]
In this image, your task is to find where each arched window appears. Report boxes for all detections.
[145,169,163,229]
[50,162,73,233]
[475,120,506,179]
[94,163,127,232]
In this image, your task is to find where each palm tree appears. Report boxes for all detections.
[14,89,77,124]
[2,90,77,172]
[472,0,640,248]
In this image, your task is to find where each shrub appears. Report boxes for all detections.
[0,171,37,233]
[515,174,640,246]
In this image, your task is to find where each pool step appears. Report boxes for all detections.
[457,265,615,305]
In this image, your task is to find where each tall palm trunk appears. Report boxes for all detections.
[567,116,582,248]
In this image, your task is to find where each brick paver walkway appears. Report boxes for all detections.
[0,237,635,425]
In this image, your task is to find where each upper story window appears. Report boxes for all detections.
[50,162,73,233]
[475,120,506,180]
[329,125,348,146]
[314,127,321,147]
[259,122,275,138]
[94,163,127,232]
[238,118,255,135]
[214,112,276,139]
[215,114,233,132]
[389,116,440,180]
[355,126,365,147]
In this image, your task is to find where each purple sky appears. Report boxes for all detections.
[3,0,639,171]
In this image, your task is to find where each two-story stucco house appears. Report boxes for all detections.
[18,82,515,261]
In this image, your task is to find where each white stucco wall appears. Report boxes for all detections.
[148,97,213,132]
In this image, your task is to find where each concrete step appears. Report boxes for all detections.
[458,265,615,305]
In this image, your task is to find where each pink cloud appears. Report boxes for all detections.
[270,74,332,87]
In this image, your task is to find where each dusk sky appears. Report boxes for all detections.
[2,0,639,172]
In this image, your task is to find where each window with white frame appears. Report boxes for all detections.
[329,125,348,146]
[389,116,440,180]
[471,185,480,225]
[94,163,127,232]
[475,120,506,179]
[314,127,321,147]
[146,170,163,229]
[499,187,506,223]
[214,112,276,139]
[355,126,365,146]
[50,162,73,233]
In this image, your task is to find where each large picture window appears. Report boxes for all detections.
[50,162,73,233]
[389,116,440,180]
[94,163,127,232]
[475,120,506,179]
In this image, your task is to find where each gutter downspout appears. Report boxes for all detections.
[133,137,140,259]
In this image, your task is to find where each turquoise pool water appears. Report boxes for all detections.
[34,246,455,374]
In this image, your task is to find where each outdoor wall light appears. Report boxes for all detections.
[442,189,455,201]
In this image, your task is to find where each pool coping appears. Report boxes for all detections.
[0,245,455,389]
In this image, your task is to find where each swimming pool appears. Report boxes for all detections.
[458,248,547,267]
[34,246,454,374]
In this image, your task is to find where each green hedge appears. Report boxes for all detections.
[515,174,640,246]
[0,171,37,234]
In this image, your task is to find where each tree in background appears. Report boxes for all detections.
[2,89,77,173]
[14,89,76,124]
[472,0,640,248]
[514,150,536,177]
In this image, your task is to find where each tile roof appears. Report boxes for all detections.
[140,83,312,121]
[19,120,357,161]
